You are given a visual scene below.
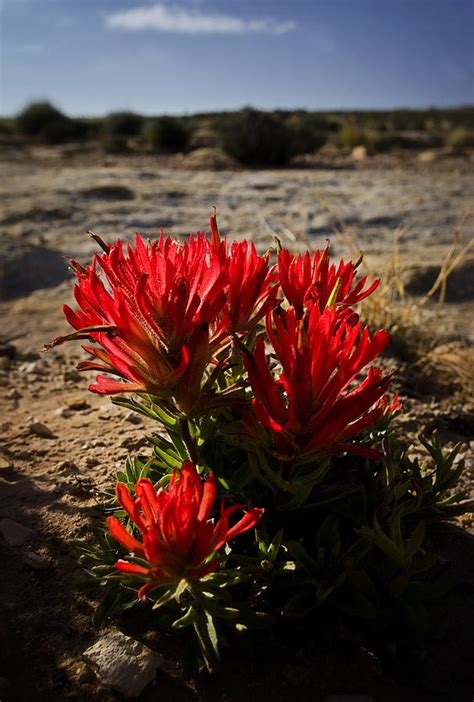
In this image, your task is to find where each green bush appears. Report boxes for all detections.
[105,111,144,138]
[15,101,89,143]
[285,113,329,155]
[16,101,68,137]
[218,109,293,166]
[40,118,88,144]
[0,119,14,136]
[143,117,189,152]
[102,136,129,154]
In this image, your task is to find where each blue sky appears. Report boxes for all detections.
[1,0,473,116]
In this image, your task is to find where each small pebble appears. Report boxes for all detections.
[65,396,91,411]
[0,343,16,359]
[19,361,44,376]
[55,406,74,419]
[0,518,34,547]
[123,411,142,425]
[55,460,79,474]
[7,388,21,400]
[63,369,82,382]
[23,550,52,570]
[28,420,54,438]
[0,456,13,471]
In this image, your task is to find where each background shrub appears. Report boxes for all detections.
[40,118,88,144]
[446,126,474,151]
[143,116,189,152]
[332,122,365,149]
[285,112,329,155]
[102,136,129,154]
[218,108,293,166]
[104,111,144,138]
[15,101,88,143]
[16,101,67,137]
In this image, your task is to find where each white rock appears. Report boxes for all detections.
[83,631,163,698]
[0,518,34,546]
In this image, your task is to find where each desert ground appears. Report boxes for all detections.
[0,146,473,701]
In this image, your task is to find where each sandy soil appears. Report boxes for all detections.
[0,149,473,701]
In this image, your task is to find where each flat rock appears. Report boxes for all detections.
[80,185,135,201]
[0,518,34,546]
[28,421,54,438]
[123,411,142,425]
[23,550,52,570]
[64,396,90,411]
[83,631,163,698]
[0,456,13,471]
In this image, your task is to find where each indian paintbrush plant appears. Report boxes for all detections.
[47,211,473,673]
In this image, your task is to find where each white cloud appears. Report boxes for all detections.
[105,4,296,36]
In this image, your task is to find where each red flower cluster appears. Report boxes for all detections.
[243,305,391,460]
[278,247,379,316]
[49,215,394,456]
[107,460,263,600]
[48,221,276,413]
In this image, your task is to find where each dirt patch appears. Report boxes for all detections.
[0,243,70,300]
[0,153,473,701]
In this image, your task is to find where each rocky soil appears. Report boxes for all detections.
[0,148,473,701]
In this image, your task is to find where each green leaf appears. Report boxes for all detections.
[286,540,319,575]
[172,606,195,630]
[192,609,220,673]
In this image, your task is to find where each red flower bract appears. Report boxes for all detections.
[107,461,263,600]
[209,215,279,336]
[278,247,380,316]
[243,305,392,460]
[48,231,228,413]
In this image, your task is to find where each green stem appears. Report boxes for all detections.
[179,418,200,465]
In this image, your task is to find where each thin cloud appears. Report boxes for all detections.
[105,4,296,36]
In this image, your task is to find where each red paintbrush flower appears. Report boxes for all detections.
[107,460,264,600]
[243,305,392,460]
[209,214,279,336]
[278,246,379,316]
[47,232,227,413]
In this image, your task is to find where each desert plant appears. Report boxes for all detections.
[47,212,472,674]
[218,108,293,166]
[332,122,364,150]
[285,113,329,155]
[40,118,88,144]
[104,111,143,138]
[143,116,189,152]
[16,101,69,138]
[446,126,474,152]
